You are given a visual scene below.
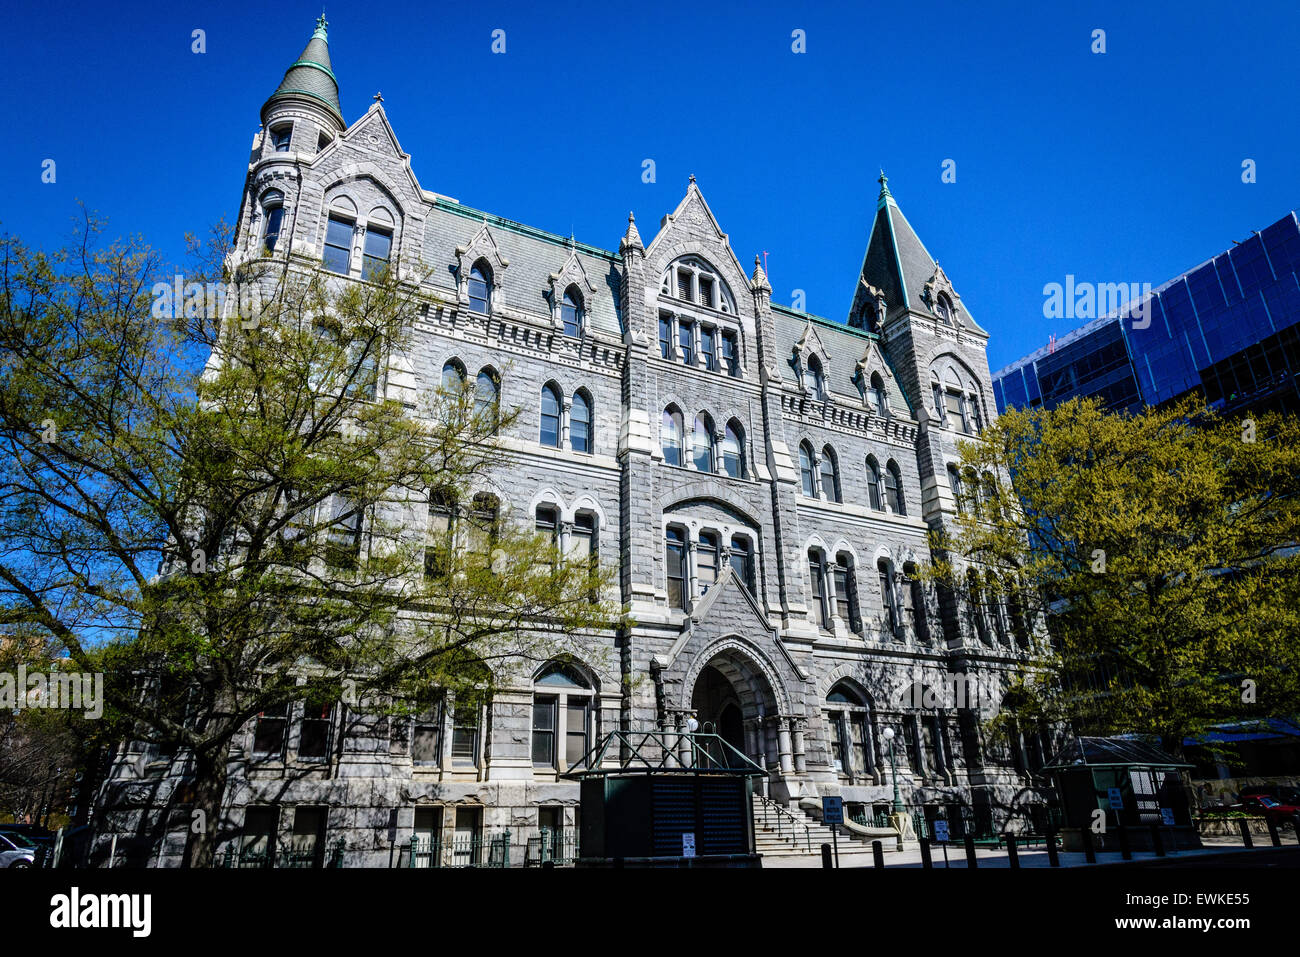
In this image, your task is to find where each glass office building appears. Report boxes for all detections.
[993,211,1300,417]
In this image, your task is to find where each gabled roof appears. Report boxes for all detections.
[262,15,344,130]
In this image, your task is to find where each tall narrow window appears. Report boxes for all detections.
[935,293,954,324]
[540,384,561,448]
[270,124,292,152]
[722,421,744,478]
[834,552,859,632]
[698,274,715,309]
[678,320,695,365]
[721,332,739,376]
[535,505,559,549]
[662,407,683,467]
[560,286,582,338]
[692,415,714,472]
[870,372,887,416]
[324,495,363,569]
[809,550,828,628]
[878,559,898,634]
[425,491,454,579]
[323,216,352,274]
[451,699,480,765]
[676,269,692,301]
[361,228,392,280]
[253,703,289,758]
[474,369,499,433]
[666,527,687,609]
[932,379,946,423]
[730,535,755,595]
[261,192,285,253]
[701,327,717,371]
[698,532,720,594]
[904,563,930,641]
[571,390,592,453]
[412,701,442,765]
[468,261,491,315]
[299,702,334,761]
[820,447,840,503]
[572,512,597,601]
[804,355,825,399]
[948,465,964,514]
[659,316,672,359]
[799,442,817,497]
[466,494,498,569]
[532,696,557,766]
[866,456,883,511]
[884,461,905,515]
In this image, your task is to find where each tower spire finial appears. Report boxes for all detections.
[877,169,891,199]
[314,11,328,39]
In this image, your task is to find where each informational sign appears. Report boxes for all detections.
[1160,808,1175,827]
[1108,787,1125,810]
[822,795,844,825]
[933,820,950,843]
[682,832,696,858]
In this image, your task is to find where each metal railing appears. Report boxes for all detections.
[524,829,580,866]
[220,838,344,869]
[753,794,813,852]
[405,830,510,868]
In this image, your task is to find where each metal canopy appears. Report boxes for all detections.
[561,731,767,779]
[1039,735,1194,774]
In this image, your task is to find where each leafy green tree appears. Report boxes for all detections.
[931,395,1300,757]
[0,215,623,866]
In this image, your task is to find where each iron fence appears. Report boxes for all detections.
[404,830,510,868]
[219,838,344,869]
[524,828,580,866]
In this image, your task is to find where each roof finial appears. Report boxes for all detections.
[688,173,696,185]
[877,169,891,199]
[373,91,383,103]
[314,11,329,40]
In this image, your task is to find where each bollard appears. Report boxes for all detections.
[871,840,885,869]
[542,859,555,870]
[1005,835,1019,868]
[1046,828,1060,868]
[919,837,933,869]
[1149,823,1165,857]
[1237,818,1253,848]
[1117,825,1132,860]
[1267,818,1281,848]
[821,842,833,868]
[1081,825,1097,864]
[964,835,978,869]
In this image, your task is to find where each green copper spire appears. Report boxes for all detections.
[877,169,892,204]
[261,15,345,130]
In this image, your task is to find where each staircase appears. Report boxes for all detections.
[752,794,861,858]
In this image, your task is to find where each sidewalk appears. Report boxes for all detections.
[760,832,1300,868]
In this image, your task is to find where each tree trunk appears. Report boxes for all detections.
[182,737,231,869]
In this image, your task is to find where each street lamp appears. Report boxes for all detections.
[882,726,904,814]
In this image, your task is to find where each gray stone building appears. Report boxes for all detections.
[94,17,1055,867]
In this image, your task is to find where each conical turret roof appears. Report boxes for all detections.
[262,15,344,130]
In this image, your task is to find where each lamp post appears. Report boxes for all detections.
[882,726,904,814]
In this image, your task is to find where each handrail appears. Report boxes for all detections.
[754,793,812,852]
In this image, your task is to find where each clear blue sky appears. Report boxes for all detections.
[2,0,1297,372]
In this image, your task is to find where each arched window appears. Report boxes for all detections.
[540,383,562,448]
[834,552,860,633]
[884,460,905,515]
[468,260,492,315]
[878,559,898,635]
[532,661,595,771]
[571,389,592,453]
[560,285,582,338]
[986,571,1007,644]
[722,421,745,478]
[980,472,999,520]
[424,490,456,580]
[962,467,979,514]
[947,464,965,514]
[825,681,874,782]
[662,406,684,467]
[967,569,990,645]
[659,257,736,314]
[799,442,817,497]
[474,368,499,433]
[692,414,715,472]
[467,493,499,569]
[666,526,687,609]
[441,359,466,395]
[819,446,840,503]
[866,456,884,511]
[698,531,720,594]
[935,293,954,324]
[808,548,829,628]
[868,372,887,417]
[903,562,930,641]
[729,534,755,594]
[261,190,285,253]
[269,124,293,152]
[804,355,825,399]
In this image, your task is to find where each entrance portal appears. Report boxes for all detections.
[686,649,788,779]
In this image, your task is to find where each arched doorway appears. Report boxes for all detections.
[686,646,787,775]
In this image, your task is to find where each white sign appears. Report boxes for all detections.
[682,832,695,858]
[933,820,950,843]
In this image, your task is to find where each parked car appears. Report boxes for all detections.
[0,828,51,866]
[1223,795,1300,827]
[0,832,37,868]
[1239,785,1300,805]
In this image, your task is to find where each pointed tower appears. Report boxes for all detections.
[259,15,346,156]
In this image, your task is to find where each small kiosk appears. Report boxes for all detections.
[564,730,766,868]
[1040,736,1201,852]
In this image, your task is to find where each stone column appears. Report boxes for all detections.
[791,717,807,774]
[776,716,794,775]
[685,536,699,607]
[558,519,573,555]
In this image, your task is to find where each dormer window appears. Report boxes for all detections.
[560,285,582,337]
[468,261,492,315]
[870,372,887,416]
[935,293,954,324]
[803,355,825,400]
[270,124,293,152]
[260,190,285,253]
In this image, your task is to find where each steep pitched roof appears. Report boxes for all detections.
[849,172,941,320]
[262,15,344,130]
